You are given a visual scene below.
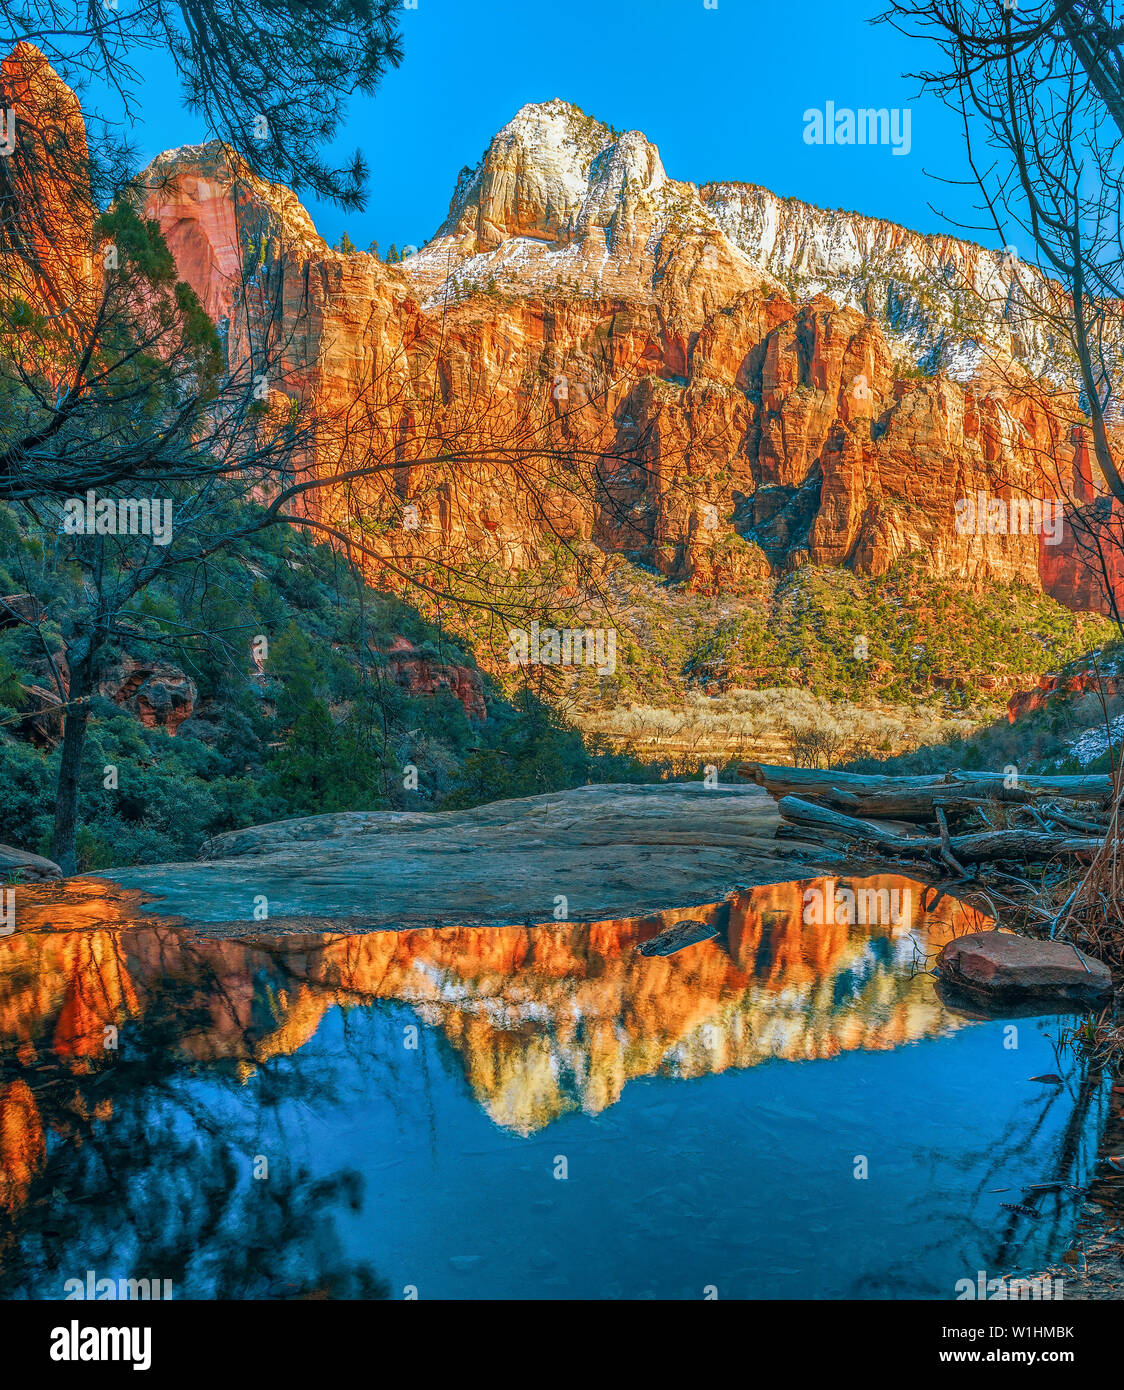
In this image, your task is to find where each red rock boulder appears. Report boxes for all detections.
[939,929,1113,1004]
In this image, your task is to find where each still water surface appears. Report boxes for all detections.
[0,874,1109,1299]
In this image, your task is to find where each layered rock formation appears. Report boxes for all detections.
[136,100,1122,614]
[1007,668,1124,723]
[0,41,95,315]
[4,52,1119,633]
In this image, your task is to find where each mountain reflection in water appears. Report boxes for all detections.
[0,873,1110,1300]
[2,874,984,1137]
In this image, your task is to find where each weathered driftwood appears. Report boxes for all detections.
[740,764,947,794]
[826,785,1034,820]
[935,805,968,876]
[739,762,1114,814]
[776,796,1103,863]
[952,771,1113,798]
[1037,803,1111,836]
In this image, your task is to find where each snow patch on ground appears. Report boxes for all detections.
[1068,714,1124,767]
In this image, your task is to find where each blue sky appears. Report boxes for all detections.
[85,0,998,255]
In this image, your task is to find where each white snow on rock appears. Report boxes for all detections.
[1068,715,1124,768]
[392,99,1104,387]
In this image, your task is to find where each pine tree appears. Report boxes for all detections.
[4,1,405,210]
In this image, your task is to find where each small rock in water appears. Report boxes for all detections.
[637,918,719,957]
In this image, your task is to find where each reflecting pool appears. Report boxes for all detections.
[0,874,1110,1299]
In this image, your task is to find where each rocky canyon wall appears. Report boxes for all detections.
[6,50,1119,620]
[136,99,1121,613]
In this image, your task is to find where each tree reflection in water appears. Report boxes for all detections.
[0,1007,389,1299]
[0,873,1113,1299]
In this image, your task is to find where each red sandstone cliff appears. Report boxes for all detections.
[0,41,95,315]
[382,637,487,720]
[133,103,1124,615]
[4,54,1120,622]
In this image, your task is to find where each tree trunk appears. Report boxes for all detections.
[50,649,94,874]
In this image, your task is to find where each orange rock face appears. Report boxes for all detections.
[0,42,95,315]
[131,109,1123,617]
[1006,669,1124,723]
[98,658,198,733]
[7,64,1120,620]
[382,638,486,720]
[1037,496,1124,616]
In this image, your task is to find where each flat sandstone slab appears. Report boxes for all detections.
[939,929,1113,1004]
[96,783,841,934]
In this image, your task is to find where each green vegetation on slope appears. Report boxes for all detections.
[468,552,1110,716]
[683,558,1112,709]
[0,505,660,871]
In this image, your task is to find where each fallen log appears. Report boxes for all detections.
[1037,803,1111,836]
[776,795,1103,863]
[740,764,947,795]
[740,762,1114,814]
[951,770,1114,801]
[746,773,1036,820]
[826,785,1035,820]
[936,805,968,877]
